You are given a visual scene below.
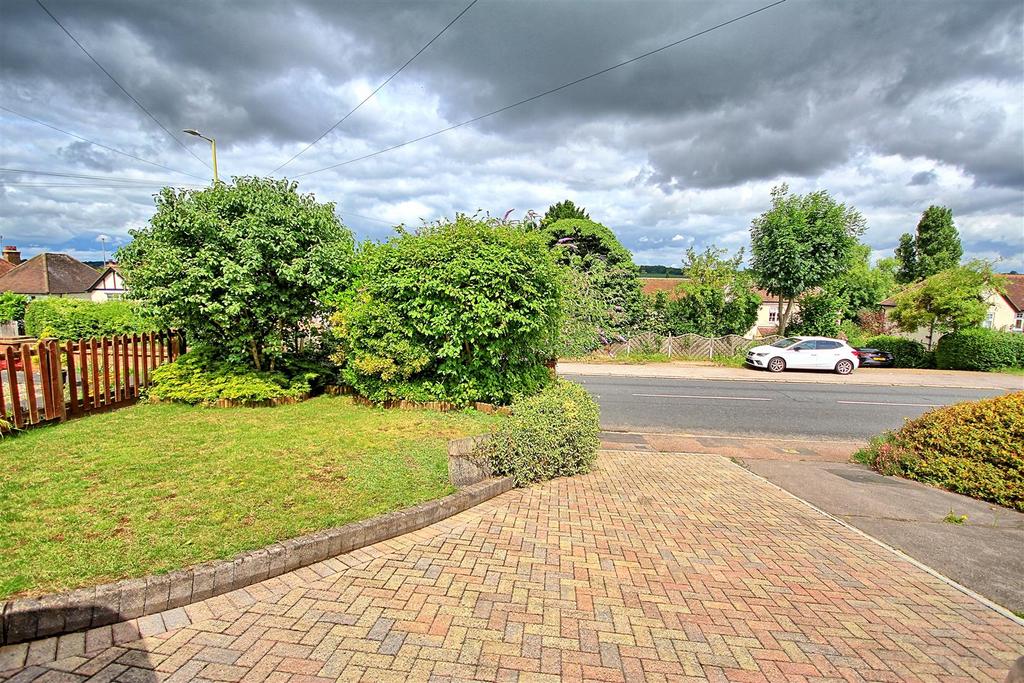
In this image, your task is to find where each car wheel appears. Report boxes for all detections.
[835,359,854,375]
[767,357,786,373]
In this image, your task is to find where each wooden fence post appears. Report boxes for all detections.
[5,346,23,428]
[101,337,111,406]
[79,339,91,409]
[49,341,66,420]
[21,344,39,425]
[132,334,141,398]
[90,339,100,409]
[65,341,79,416]
[112,335,122,403]
[140,333,149,388]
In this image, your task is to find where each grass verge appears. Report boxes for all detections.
[0,396,499,599]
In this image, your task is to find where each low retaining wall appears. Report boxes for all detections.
[0,476,513,646]
[448,434,495,486]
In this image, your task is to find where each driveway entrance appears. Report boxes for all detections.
[4,451,1021,681]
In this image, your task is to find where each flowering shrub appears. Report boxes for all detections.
[855,392,1024,510]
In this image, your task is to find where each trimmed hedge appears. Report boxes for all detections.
[484,380,600,486]
[855,392,1024,511]
[935,328,1024,371]
[863,335,933,368]
[25,298,153,340]
[149,350,314,406]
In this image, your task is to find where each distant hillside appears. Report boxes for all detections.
[638,265,683,277]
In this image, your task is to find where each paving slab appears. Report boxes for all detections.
[3,451,1022,682]
[743,458,1024,615]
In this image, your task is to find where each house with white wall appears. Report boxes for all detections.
[640,278,800,338]
[88,265,128,302]
[0,251,107,301]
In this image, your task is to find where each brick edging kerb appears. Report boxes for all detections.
[0,476,514,646]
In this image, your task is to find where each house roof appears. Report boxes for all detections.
[0,252,103,295]
[0,259,14,277]
[1001,274,1024,312]
[640,277,685,297]
[88,264,124,292]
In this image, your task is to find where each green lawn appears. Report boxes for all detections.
[0,396,499,599]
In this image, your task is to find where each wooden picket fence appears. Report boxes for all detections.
[0,330,181,431]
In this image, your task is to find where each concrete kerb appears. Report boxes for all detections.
[0,472,514,657]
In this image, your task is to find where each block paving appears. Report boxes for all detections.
[2,450,1022,682]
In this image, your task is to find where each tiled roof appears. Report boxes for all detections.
[1001,274,1024,312]
[0,260,14,276]
[0,253,102,295]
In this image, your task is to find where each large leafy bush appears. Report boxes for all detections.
[863,335,933,368]
[117,177,354,370]
[149,350,313,405]
[856,393,1024,510]
[665,247,760,337]
[25,298,153,340]
[0,292,28,323]
[484,380,600,486]
[789,292,843,338]
[334,215,562,404]
[935,328,1024,371]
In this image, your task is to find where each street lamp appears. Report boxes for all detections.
[183,129,219,183]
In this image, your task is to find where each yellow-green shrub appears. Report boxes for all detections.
[855,392,1024,510]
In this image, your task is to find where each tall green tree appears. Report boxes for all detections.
[894,205,963,283]
[749,184,865,335]
[665,246,760,337]
[118,177,354,370]
[540,199,589,227]
[828,245,897,320]
[890,261,1004,348]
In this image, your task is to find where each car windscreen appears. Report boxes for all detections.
[770,337,800,348]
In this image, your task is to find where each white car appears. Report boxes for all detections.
[745,336,860,375]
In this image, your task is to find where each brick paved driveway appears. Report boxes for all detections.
[4,451,1022,682]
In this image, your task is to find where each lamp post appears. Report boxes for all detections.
[99,235,107,265]
[183,129,219,183]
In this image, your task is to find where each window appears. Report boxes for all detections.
[770,337,800,348]
[816,341,841,350]
[792,341,816,351]
[1015,312,1024,331]
[982,311,995,329]
[768,308,778,323]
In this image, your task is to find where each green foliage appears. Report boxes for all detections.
[857,393,1024,511]
[890,261,1004,340]
[665,246,759,337]
[24,298,153,340]
[789,291,843,338]
[117,177,354,370]
[638,265,684,277]
[828,245,897,320]
[863,335,933,368]
[0,292,28,323]
[540,199,589,227]
[750,184,865,335]
[935,328,1024,371]
[838,320,868,347]
[149,350,313,405]
[543,218,634,269]
[484,380,600,486]
[556,267,605,356]
[895,205,963,283]
[334,215,562,405]
[943,511,967,525]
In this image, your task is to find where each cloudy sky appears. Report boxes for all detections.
[1,0,1022,269]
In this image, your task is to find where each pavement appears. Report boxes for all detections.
[570,374,1007,440]
[741,458,1024,615]
[4,450,1022,682]
[559,361,1024,391]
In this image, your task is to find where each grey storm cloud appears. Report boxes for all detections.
[1,0,1022,268]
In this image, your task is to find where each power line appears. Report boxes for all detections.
[34,0,213,172]
[294,0,787,179]
[0,105,208,180]
[269,0,480,175]
[3,182,205,189]
[0,167,197,185]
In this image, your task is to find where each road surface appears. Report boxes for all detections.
[566,374,1009,439]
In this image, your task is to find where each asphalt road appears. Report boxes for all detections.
[566,374,1009,439]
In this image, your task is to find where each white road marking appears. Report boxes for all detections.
[837,400,945,408]
[632,393,771,401]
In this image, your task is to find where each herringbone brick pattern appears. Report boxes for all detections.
[4,451,1022,682]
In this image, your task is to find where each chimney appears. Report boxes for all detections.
[2,246,21,265]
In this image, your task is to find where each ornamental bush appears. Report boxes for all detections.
[333,215,562,405]
[25,298,154,340]
[0,292,28,323]
[935,328,1024,371]
[855,392,1024,510]
[149,350,314,405]
[484,380,601,486]
[863,335,933,368]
